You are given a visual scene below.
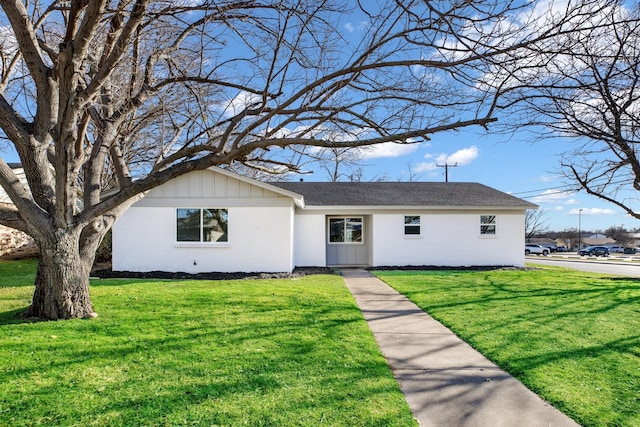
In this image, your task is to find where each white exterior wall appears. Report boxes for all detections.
[291,213,326,267]
[371,211,526,267]
[0,168,26,204]
[112,169,296,273]
[113,167,529,272]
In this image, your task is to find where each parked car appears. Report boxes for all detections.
[541,243,557,253]
[623,247,637,254]
[608,245,624,253]
[525,244,549,256]
[578,246,610,257]
[556,245,568,252]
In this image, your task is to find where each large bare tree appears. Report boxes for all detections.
[497,2,640,220]
[0,0,610,319]
[525,208,549,241]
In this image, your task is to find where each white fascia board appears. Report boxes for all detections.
[299,204,533,212]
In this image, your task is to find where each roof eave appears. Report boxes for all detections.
[299,204,536,211]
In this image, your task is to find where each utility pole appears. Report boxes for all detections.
[436,163,457,182]
[578,208,583,251]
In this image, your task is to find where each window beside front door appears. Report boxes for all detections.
[329,217,363,243]
[404,215,421,236]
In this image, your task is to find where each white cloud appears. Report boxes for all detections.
[473,1,631,99]
[343,21,368,34]
[538,174,559,183]
[565,198,579,205]
[529,0,571,20]
[531,189,573,204]
[263,127,291,139]
[414,145,479,173]
[220,91,263,117]
[442,145,479,166]
[413,162,437,173]
[568,207,617,216]
[361,142,421,159]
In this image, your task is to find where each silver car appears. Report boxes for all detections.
[525,243,549,256]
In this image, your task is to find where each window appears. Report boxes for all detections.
[404,215,421,235]
[329,217,363,243]
[177,208,228,242]
[480,215,496,235]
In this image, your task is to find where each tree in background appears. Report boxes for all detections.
[303,146,368,182]
[605,225,632,246]
[0,1,617,319]
[525,209,550,241]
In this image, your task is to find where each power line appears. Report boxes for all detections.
[511,185,577,196]
[513,177,634,200]
[519,189,578,200]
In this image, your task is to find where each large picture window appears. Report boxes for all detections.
[480,215,496,235]
[329,217,363,243]
[404,215,421,235]
[177,208,228,242]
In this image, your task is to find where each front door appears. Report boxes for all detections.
[326,216,370,266]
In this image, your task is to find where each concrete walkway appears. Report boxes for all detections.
[341,268,580,427]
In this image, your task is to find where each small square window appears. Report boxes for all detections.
[480,215,496,235]
[405,215,421,235]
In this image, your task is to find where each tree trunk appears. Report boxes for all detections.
[24,230,98,320]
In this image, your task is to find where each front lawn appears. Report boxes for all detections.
[0,260,416,426]
[374,266,640,427]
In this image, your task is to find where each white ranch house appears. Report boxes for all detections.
[112,167,536,273]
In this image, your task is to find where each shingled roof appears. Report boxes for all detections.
[271,181,537,208]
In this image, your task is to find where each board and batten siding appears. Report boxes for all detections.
[137,170,292,205]
[112,169,296,273]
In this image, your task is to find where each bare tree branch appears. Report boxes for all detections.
[499,2,640,219]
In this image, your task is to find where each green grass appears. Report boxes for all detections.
[0,258,38,322]
[0,257,38,287]
[0,260,416,427]
[374,266,640,427]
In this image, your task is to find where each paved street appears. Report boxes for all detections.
[526,255,640,277]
